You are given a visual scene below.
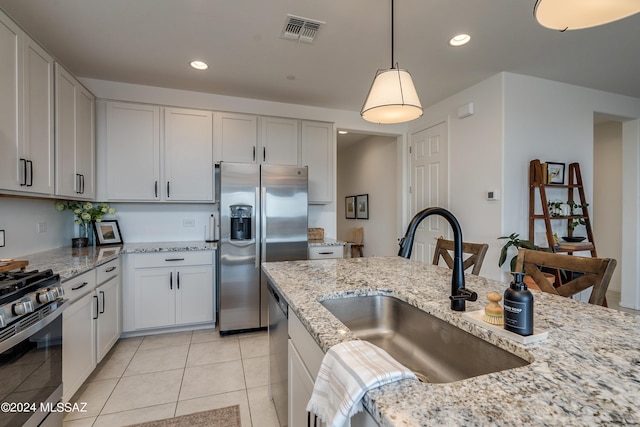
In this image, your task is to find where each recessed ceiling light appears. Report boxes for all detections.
[190,60,208,70]
[449,34,471,47]
[338,130,348,134]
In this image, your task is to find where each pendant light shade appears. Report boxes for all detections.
[534,0,640,31]
[360,0,423,124]
[361,67,422,124]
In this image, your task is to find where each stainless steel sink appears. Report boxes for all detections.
[320,295,529,383]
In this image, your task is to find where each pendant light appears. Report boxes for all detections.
[361,0,422,124]
[534,0,640,31]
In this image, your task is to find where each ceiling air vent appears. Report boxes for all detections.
[281,14,325,43]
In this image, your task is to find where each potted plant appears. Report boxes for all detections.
[55,201,116,247]
[498,233,557,291]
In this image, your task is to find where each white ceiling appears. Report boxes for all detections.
[1,0,639,115]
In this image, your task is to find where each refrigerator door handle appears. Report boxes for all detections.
[261,186,267,264]
[255,186,261,269]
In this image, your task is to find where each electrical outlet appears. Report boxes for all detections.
[0,230,4,247]
[37,222,47,233]
[183,219,195,227]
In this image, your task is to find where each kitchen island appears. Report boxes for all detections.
[262,256,640,426]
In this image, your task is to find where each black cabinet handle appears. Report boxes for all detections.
[105,266,116,273]
[19,158,27,186]
[99,291,105,314]
[170,271,173,290]
[177,271,180,289]
[71,282,88,291]
[167,181,170,198]
[252,146,256,162]
[26,160,33,187]
[76,174,81,193]
[93,295,99,320]
[165,258,185,262]
[263,147,266,162]
[155,181,158,198]
[81,174,85,194]
[318,252,333,255]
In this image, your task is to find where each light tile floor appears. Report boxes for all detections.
[63,328,280,427]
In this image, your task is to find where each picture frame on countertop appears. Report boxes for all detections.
[345,196,356,219]
[356,194,369,220]
[94,220,123,246]
[546,162,565,185]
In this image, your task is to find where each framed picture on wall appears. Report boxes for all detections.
[356,194,369,220]
[546,162,565,185]
[345,196,356,219]
[94,220,123,245]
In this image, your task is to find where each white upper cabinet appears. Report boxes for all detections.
[55,64,96,199]
[164,108,214,201]
[106,102,161,200]
[104,102,214,202]
[0,11,54,196]
[215,112,258,163]
[260,116,299,166]
[301,121,334,204]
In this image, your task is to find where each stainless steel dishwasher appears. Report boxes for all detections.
[268,281,288,426]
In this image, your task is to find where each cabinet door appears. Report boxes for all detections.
[289,340,318,427]
[164,108,214,201]
[175,266,214,325]
[301,121,334,204]
[21,36,54,195]
[260,117,299,166]
[216,112,258,163]
[0,12,21,192]
[96,276,121,363]
[133,267,175,329]
[55,65,78,197]
[76,85,96,199]
[63,292,96,402]
[106,102,160,200]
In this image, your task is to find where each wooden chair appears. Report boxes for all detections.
[432,238,489,275]
[349,227,364,258]
[514,248,616,307]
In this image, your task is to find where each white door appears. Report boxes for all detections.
[134,267,175,329]
[409,122,448,264]
[175,266,214,325]
[96,277,120,363]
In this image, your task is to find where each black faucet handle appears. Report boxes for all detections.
[449,288,478,302]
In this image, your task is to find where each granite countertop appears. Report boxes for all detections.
[308,238,347,247]
[262,256,640,426]
[17,241,218,281]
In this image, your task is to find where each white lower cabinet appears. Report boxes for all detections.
[128,251,215,331]
[288,311,377,427]
[62,258,122,401]
[62,271,96,402]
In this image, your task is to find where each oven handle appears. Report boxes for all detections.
[0,300,69,354]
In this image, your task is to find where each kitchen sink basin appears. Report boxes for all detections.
[320,295,529,383]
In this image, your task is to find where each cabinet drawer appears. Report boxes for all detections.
[308,246,343,260]
[96,258,120,284]
[62,270,96,303]
[134,251,213,268]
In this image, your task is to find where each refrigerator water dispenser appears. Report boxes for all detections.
[230,204,252,240]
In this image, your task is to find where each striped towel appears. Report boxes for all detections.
[306,340,416,427]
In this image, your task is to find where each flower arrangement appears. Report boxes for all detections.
[55,201,116,225]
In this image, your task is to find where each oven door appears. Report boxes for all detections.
[0,301,67,427]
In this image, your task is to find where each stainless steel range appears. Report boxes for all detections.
[0,267,68,427]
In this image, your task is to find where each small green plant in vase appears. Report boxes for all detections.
[566,200,589,233]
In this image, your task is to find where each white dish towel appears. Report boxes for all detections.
[306,340,416,427]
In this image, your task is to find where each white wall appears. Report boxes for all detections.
[0,198,73,258]
[337,135,399,256]
[407,74,505,280]
[594,121,623,293]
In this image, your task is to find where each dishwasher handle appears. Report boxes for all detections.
[267,283,288,318]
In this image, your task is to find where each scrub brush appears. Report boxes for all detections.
[482,292,504,326]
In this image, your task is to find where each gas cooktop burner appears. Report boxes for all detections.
[0,269,56,306]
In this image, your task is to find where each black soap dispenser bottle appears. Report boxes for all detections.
[503,272,534,336]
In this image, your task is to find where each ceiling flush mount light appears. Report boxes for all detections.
[534,0,640,31]
[361,0,422,124]
[449,34,471,47]
[190,60,208,70]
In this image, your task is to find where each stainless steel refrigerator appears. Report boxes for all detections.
[218,162,308,334]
